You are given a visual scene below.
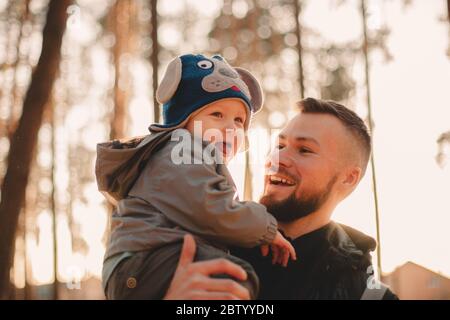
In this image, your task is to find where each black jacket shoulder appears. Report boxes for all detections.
[306,222,398,300]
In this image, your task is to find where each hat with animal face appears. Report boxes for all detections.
[149,54,263,132]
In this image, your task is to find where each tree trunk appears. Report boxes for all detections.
[150,0,159,123]
[109,0,132,140]
[8,0,31,139]
[0,0,71,299]
[50,101,59,300]
[243,151,253,201]
[447,0,450,23]
[360,0,382,278]
[293,0,305,99]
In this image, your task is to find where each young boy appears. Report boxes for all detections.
[95,54,296,299]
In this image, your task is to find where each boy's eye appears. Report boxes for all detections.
[276,144,285,150]
[211,112,223,118]
[299,147,312,154]
[235,117,244,124]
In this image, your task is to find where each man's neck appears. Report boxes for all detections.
[278,208,333,241]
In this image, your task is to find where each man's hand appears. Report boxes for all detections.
[164,234,251,300]
[260,231,297,267]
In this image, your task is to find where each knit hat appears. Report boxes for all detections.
[149,54,263,132]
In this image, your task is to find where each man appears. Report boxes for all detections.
[164,98,398,300]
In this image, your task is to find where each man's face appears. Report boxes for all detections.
[260,112,348,222]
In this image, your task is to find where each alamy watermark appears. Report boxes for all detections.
[169,121,281,166]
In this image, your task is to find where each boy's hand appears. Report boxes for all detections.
[260,231,297,267]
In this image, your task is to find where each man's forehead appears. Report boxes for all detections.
[279,112,347,144]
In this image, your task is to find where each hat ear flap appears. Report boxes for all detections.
[235,67,264,114]
[156,56,182,104]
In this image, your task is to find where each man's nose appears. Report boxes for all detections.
[265,148,293,170]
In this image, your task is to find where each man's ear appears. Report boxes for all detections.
[341,166,362,190]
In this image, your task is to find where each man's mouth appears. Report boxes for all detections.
[268,174,296,187]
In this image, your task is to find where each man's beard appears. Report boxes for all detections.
[260,175,338,223]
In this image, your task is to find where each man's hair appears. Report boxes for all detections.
[297,97,372,174]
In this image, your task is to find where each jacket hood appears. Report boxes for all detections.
[327,222,377,271]
[95,130,174,205]
[339,223,377,254]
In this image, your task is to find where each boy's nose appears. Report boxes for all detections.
[223,118,236,131]
[222,127,236,140]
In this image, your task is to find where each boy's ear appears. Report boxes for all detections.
[156,56,182,104]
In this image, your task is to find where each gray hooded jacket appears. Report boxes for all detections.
[95,129,278,261]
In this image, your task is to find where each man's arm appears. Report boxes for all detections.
[164,234,251,300]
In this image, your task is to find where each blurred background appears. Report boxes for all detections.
[0,0,449,300]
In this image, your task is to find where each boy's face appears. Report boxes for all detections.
[185,99,248,162]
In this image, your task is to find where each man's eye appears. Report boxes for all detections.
[211,112,223,118]
[276,144,285,150]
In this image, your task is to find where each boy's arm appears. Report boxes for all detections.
[131,137,277,248]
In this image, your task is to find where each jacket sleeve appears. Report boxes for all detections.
[128,132,278,248]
